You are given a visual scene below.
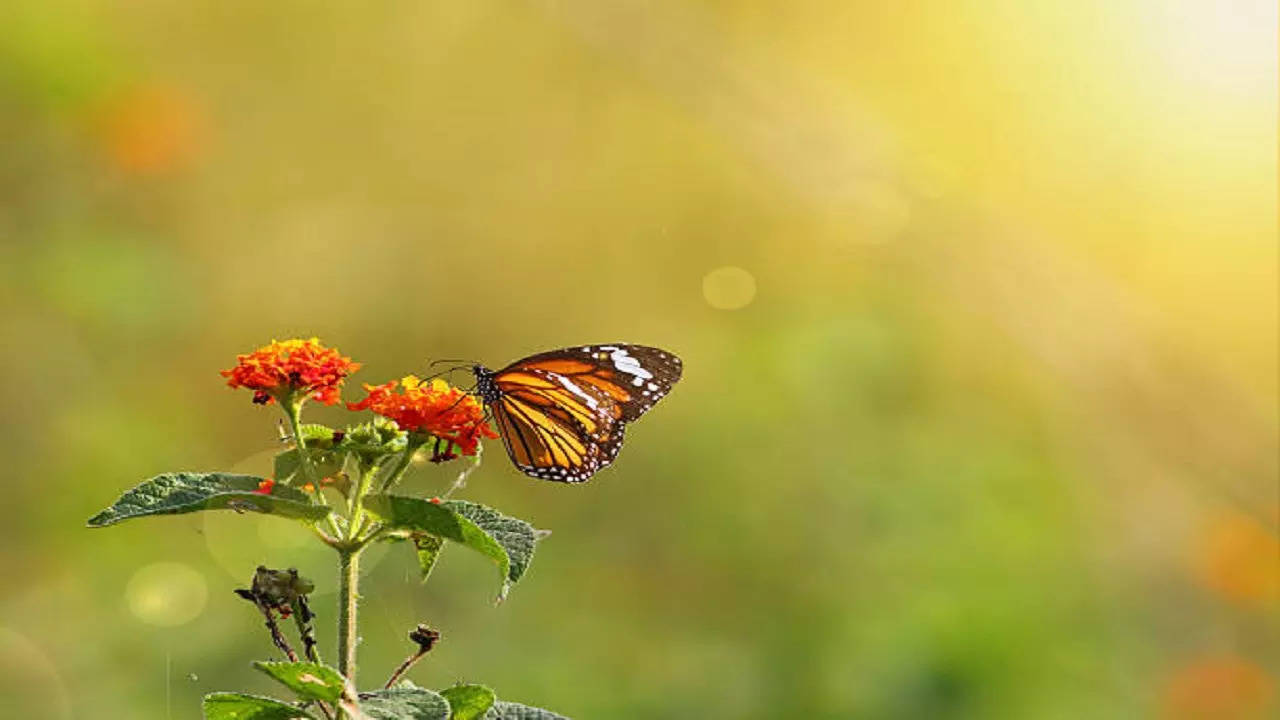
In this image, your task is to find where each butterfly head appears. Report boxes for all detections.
[472,364,500,404]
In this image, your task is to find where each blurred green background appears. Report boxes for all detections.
[1,1,1276,718]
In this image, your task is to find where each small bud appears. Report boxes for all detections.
[408,624,440,653]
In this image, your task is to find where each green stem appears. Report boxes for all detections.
[285,398,319,483]
[334,462,381,699]
[336,547,361,687]
[284,398,345,538]
[377,438,426,492]
[347,463,379,542]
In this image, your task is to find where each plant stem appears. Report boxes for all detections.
[285,399,319,483]
[377,438,425,492]
[442,447,483,499]
[253,598,299,662]
[347,463,379,542]
[285,399,345,539]
[336,547,361,686]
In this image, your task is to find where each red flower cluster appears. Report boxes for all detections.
[348,375,497,456]
[221,338,360,406]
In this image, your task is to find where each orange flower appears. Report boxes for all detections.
[254,478,276,495]
[221,338,360,406]
[348,375,497,456]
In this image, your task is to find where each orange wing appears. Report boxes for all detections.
[477,344,682,483]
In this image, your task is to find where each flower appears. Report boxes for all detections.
[221,338,360,406]
[254,478,276,495]
[348,375,497,456]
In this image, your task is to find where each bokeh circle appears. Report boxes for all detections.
[702,266,757,310]
[125,562,208,627]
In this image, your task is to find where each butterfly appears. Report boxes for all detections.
[472,344,682,482]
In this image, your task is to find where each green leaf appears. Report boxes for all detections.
[273,450,301,483]
[483,701,570,720]
[441,684,495,720]
[274,448,346,485]
[360,687,450,720]
[275,424,348,484]
[202,692,316,720]
[87,473,331,527]
[253,661,347,704]
[414,533,446,583]
[443,500,539,585]
[365,494,514,598]
[298,423,339,443]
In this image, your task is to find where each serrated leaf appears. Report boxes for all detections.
[202,692,316,720]
[483,701,570,720]
[443,501,539,585]
[253,661,347,704]
[414,533,446,583]
[441,684,495,720]
[87,473,331,527]
[365,494,514,598]
[360,687,450,720]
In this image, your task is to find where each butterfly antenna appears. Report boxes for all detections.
[416,362,476,385]
[427,358,479,368]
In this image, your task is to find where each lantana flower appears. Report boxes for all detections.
[221,338,360,406]
[348,375,497,457]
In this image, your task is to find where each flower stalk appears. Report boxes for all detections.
[336,547,361,687]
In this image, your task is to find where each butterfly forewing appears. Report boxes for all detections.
[476,343,682,483]
[499,344,682,423]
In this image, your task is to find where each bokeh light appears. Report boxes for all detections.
[1162,655,1276,720]
[0,628,72,720]
[125,562,209,627]
[1194,512,1280,609]
[701,266,757,310]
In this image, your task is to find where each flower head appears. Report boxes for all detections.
[348,375,497,456]
[221,338,360,406]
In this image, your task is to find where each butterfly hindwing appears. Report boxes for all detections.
[475,343,681,483]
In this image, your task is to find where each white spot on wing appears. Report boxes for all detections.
[609,347,653,380]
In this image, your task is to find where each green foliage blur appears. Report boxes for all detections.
[1,1,1276,718]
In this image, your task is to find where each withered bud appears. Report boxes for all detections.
[408,624,441,653]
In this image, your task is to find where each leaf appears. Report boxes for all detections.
[413,533,446,583]
[443,500,539,585]
[202,692,316,720]
[87,473,331,527]
[483,701,570,720]
[253,661,348,704]
[274,448,346,485]
[441,684,495,720]
[297,423,339,442]
[359,687,450,720]
[365,495,513,598]
[275,424,348,484]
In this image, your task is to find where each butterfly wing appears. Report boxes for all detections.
[482,344,681,482]
[495,344,682,423]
